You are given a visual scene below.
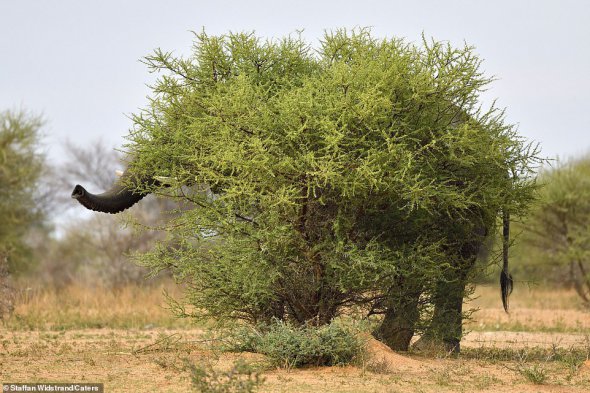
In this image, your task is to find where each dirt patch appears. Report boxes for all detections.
[580,360,590,375]
[3,284,589,391]
[361,334,424,372]
[2,328,590,393]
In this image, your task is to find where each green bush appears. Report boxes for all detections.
[128,28,539,349]
[224,320,363,368]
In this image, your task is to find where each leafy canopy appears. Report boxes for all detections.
[128,29,539,325]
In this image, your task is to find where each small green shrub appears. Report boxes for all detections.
[223,320,363,368]
[185,359,265,393]
[518,363,548,384]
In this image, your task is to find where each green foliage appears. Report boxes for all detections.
[128,29,539,332]
[222,320,363,368]
[514,157,590,304]
[185,359,265,393]
[0,110,46,271]
[0,110,46,319]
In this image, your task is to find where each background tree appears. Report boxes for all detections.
[0,110,46,318]
[516,157,590,307]
[125,29,539,350]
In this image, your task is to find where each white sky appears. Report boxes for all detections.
[1,0,589,166]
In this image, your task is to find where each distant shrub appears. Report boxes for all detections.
[514,156,590,305]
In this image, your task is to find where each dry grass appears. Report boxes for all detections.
[2,281,194,330]
[467,285,590,333]
[471,284,584,310]
[2,283,590,392]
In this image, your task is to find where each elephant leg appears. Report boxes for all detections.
[415,252,479,354]
[374,290,420,351]
[418,275,469,353]
[416,222,486,354]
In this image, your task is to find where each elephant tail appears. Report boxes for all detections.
[500,210,513,313]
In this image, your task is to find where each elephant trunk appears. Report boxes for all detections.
[71,171,153,214]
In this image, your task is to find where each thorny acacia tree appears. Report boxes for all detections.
[127,30,539,349]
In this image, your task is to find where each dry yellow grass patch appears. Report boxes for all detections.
[4,281,192,330]
[467,285,590,333]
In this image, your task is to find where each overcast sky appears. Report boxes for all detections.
[1,0,589,166]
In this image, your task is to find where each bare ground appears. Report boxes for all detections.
[1,328,589,392]
[1,285,590,392]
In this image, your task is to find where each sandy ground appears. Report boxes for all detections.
[1,328,589,393]
[2,285,589,392]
